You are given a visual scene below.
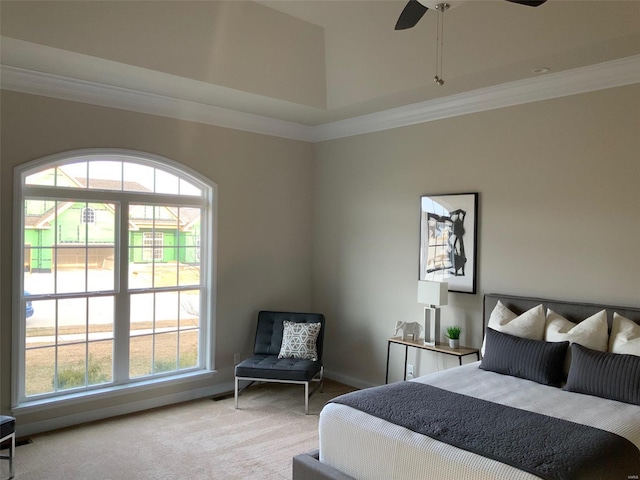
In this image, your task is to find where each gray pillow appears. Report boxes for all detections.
[564,343,640,406]
[480,327,569,387]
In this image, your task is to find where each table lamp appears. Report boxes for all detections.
[417,280,448,346]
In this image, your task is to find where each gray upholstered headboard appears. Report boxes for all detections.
[483,293,640,333]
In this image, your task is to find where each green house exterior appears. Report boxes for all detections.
[25,200,200,273]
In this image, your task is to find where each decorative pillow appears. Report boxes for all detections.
[609,313,640,356]
[481,302,545,355]
[564,343,640,406]
[545,309,608,351]
[545,309,608,374]
[480,328,569,387]
[278,321,321,361]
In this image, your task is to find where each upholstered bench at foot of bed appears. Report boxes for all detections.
[292,450,355,480]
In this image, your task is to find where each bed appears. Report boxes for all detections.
[293,293,640,480]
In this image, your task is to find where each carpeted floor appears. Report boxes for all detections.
[6,380,355,480]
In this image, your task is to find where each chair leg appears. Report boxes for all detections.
[304,382,309,415]
[0,432,15,480]
[235,377,239,410]
[9,432,14,480]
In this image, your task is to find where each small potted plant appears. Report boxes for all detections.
[445,326,462,349]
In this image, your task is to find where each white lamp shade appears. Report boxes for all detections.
[417,280,448,307]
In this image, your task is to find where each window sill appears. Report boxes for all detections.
[13,369,217,415]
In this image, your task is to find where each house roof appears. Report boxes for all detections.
[73,177,149,192]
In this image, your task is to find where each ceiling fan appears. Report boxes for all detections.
[395,0,547,30]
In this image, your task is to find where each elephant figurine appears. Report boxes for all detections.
[394,321,423,341]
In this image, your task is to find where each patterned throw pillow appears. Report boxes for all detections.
[278,321,321,361]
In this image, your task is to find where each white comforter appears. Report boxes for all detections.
[319,362,640,480]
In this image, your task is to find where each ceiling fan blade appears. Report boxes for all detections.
[395,0,429,30]
[504,0,548,6]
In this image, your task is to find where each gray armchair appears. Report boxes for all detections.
[234,311,325,414]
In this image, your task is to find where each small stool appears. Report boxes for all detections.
[0,416,15,480]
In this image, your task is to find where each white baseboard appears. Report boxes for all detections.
[324,369,376,390]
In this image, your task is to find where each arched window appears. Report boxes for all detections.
[14,149,215,405]
[81,207,96,224]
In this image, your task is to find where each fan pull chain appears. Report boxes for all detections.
[434,9,439,82]
[433,3,449,86]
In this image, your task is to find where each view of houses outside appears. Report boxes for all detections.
[22,160,204,397]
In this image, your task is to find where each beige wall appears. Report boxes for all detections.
[312,85,640,386]
[0,91,315,428]
[2,84,639,431]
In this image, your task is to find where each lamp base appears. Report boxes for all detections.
[423,306,440,346]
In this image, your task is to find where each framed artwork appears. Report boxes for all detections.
[419,192,478,294]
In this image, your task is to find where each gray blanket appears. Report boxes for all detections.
[330,382,640,480]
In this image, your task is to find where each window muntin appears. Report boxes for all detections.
[129,289,200,378]
[17,151,212,404]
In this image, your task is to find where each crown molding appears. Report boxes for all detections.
[0,65,316,142]
[2,54,639,143]
[310,54,640,142]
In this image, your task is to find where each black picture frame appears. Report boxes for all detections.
[419,192,478,294]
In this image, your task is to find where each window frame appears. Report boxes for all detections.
[12,149,217,410]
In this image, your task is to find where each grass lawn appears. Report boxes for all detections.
[25,319,199,396]
[23,265,202,397]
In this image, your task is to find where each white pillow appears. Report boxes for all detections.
[545,309,608,351]
[609,313,640,356]
[545,309,608,374]
[481,301,545,355]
